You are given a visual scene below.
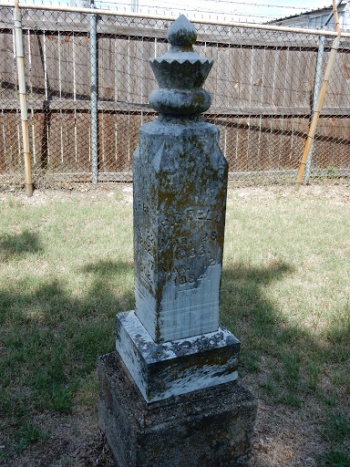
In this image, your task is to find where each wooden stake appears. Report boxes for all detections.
[14,0,34,196]
[296,0,341,189]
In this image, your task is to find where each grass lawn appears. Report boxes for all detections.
[0,184,349,466]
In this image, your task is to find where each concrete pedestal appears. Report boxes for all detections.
[116,310,240,402]
[98,352,257,467]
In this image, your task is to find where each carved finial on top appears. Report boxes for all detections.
[167,14,197,47]
[149,15,214,116]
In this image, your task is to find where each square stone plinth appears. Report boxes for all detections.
[98,352,257,467]
[116,311,240,402]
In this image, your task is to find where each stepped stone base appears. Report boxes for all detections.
[98,351,257,467]
[116,311,240,402]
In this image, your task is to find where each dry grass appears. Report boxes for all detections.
[0,183,349,466]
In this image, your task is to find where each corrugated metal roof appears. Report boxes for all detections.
[266,1,348,25]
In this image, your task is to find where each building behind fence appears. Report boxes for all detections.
[0,3,350,188]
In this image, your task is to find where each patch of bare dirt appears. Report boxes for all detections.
[0,183,134,208]
[228,182,350,206]
[2,394,325,467]
[248,396,322,467]
[1,181,349,209]
[2,412,115,467]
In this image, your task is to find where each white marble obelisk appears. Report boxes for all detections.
[115,15,240,402]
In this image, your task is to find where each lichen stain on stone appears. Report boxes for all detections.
[192,93,204,104]
[133,13,230,343]
[179,45,194,52]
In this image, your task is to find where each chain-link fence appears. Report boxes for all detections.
[0,3,350,189]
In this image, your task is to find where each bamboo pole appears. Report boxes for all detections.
[14,0,33,196]
[296,0,341,189]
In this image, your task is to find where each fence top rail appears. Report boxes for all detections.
[1,1,350,39]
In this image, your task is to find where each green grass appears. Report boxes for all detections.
[221,187,350,463]
[322,450,350,467]
[0,185,349,463]
[0,190,134,462]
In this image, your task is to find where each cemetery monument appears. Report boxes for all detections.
[98,15,257,466]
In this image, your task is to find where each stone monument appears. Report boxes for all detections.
[98,15,257,466]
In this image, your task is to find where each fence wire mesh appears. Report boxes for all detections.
[0,6,21,185]
[0,5,349,189]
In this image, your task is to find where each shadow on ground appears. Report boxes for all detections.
[0,231,43,262]
[221,261,350,466]
[221,260,349,380]
[0,253,134,465]
[1,247,349,466]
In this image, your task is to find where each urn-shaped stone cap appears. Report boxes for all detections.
[149,15,213,116]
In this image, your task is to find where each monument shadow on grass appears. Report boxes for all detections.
[2,251,348,463]
[221,261,295,372]
[0,230,44,262]
[0,258,134,423]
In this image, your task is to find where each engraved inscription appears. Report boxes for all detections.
[134,185,157,290]
[159,208,221,230]
[159,201,222,292]
[135,192,224,296]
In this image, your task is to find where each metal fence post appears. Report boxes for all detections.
[305,35,325,182]
[14,0,34,196]
[90,0,98,184]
